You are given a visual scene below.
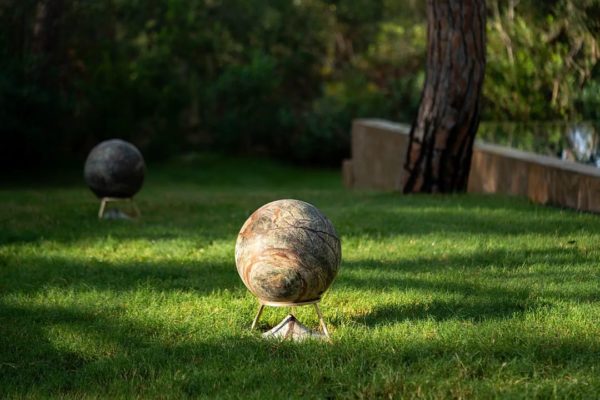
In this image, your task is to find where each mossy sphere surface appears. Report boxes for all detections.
[84,139,145,198]
[235,199,341,304]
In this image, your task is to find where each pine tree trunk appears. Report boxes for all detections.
[403,0,486,193]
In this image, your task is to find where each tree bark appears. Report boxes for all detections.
[403,0,486,193]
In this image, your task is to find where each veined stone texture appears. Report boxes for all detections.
[235,199,341,304]
[84,139,145,198]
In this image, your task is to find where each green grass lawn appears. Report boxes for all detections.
[2,154,600,399]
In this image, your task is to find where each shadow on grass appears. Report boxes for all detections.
[340,268,536,325]
[2,300,600,398]
[0,301,332,397]
[0,154,340,191]
[345,246,591,272]
[0,254,241,296]
[336,205,600,238]
[349,297,535,326]
[3,193,600,249]
[336,246,599,326]
[0,194,247,246]
[0,302,223,394]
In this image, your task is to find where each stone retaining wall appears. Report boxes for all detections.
[343,119,600,213]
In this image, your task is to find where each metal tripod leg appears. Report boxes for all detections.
[313,303,330,339]
[251,304,265,330]
[98,198,108,219]
[97,197,140,219]
[250,299,332,339]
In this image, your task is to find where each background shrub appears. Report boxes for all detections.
[0,0,598,170]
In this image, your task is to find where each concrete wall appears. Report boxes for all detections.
[343,119,600,213]
[345,119,410,191]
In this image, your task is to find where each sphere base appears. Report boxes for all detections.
[250,300,330,339]
[97,197,140,219]
[262,314,327,341]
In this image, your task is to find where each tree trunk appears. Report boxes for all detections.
[403,0,486,193]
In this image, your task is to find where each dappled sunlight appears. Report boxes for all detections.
[2,159,600,397]
[3,296,598,397]
[2,0,599,394]
[337,248,599,302]
[0,244,241,298]
[6,236,235,262]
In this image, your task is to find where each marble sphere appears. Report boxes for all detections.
[235,199,341,304]
[84,139,145,198]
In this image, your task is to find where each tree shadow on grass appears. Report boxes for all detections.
[346,246,592,273]
[0,301,331,397]
[337,206,600,238]
[337,246,600,326]
[0,197,244,246]
[4,181,600,249]
[0,254,242,296]
[340,274,536,326]
[342,246,598,282]
[350,297,536,326]
[2,299,600,398]
[0,301,216,395]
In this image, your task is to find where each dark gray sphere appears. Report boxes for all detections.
[84,139,145,198]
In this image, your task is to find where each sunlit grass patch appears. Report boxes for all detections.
[1,155,600,398]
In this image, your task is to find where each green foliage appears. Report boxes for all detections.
[0,0,423,169]
[579,80,600,120]
[1,0,599,169]
[298,72,389,163]
[205,53,282,149]
[484,0,600,121]
[2,157,600,397]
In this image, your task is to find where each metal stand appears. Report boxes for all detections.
[251,298,330,339]
[98,197,140,219]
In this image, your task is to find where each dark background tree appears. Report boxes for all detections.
[403,0,486,193]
